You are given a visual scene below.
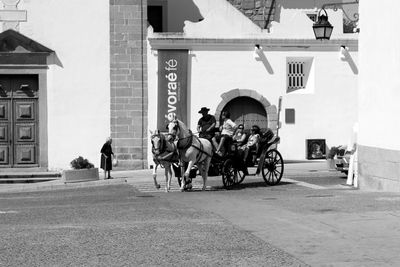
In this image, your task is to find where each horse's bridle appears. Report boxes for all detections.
[151,133,165,155]
[167,120,180,140]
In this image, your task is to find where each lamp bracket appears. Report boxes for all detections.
[321,0,359,23]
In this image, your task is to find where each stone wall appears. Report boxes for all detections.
[109,0,148,169]
[227,0,276,29]
[358,145,400,192]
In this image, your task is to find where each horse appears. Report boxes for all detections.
[167,119,213,191]
[150,129,179,192]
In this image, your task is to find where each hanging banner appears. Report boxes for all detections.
[157,49,188,130]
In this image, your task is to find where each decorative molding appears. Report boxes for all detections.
[148,37,358,51]
[0,0,24,31]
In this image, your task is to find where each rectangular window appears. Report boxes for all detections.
[286,57,314,94]
[287,61,305,90]
[285,109,295,124]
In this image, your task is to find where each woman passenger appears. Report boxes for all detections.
[233,124,247,146]
[215,111,237,156]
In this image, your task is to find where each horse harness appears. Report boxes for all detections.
[151,133,178,167]
[176,130,212,163]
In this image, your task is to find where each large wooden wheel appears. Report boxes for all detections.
[261,149,284,185]
[222,159,236,189]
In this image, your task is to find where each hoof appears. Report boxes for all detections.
[165,187,169,193]
[155,183,161,189]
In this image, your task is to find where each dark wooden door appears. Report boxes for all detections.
[0,75,38,167]
[222,96,268,130]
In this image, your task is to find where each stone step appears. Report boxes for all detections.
[0,171,61,184]
[0,177,59,184]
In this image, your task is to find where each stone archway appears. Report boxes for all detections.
[214,89,278,132]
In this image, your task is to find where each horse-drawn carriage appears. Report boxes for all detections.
[207,128,284,189]
[151,119,284,191]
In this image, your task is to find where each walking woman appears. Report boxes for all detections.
[100,137,115,179]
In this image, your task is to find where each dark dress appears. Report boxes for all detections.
[100,142,114,171]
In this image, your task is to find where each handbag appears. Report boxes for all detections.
[112,157,118,167]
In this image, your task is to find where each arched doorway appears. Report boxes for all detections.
[215,89,278,134]
[221,96,268,130]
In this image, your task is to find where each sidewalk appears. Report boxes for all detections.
[0,161,334,194]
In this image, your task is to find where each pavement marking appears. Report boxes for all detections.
[283,178,327,190]
[128,179,213,193]
[0,210,19,214]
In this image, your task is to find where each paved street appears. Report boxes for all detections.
[1,162,400,266]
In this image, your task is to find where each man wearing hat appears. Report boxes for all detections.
[197,107,216,141]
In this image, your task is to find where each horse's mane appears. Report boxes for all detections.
[175,119,190,132]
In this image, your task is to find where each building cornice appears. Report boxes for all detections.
[148,37,358,52]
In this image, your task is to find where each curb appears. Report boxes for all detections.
[0,178,128,194]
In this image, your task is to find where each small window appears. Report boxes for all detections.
[286,57,314,94]
[287,61,305,91]
[285,109,295,124]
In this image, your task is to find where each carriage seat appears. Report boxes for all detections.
[242,128,275,165]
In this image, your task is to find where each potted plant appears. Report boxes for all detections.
[62,156,99,183]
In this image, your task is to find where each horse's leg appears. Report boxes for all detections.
[180,160,193,192]
[186,161,195,191]
[201,158,211,191]
[198,162,205,190]
[152,164,161,189]
[167,163,172,192]
[164,162,172,192]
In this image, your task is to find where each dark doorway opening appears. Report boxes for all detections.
[148,5,163,32]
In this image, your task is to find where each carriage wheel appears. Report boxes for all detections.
[261,149,284,185]
[222,159,236,189]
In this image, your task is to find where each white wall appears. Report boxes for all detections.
[147,0,359,163]
[148,46,358,161]
[358,1,400,151]
[19,0,110,170]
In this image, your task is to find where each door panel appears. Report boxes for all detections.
[14,145,36,165]
[11,75,39,98]
[13,98,38,166]
[0,98,11,166]
[0,77,12,98]
[0,146,10,165]
[0,75,38,167]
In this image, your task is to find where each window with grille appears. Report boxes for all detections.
[287,61,305,90]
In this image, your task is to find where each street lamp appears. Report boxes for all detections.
[313,9,333,40]
[312,0,359,40]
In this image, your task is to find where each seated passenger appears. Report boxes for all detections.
[240,125,261,162]
[213,110,237,156]
[232,124,247,146]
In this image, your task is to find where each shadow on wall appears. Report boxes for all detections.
[148,0,203,32]
[254,45,274,74]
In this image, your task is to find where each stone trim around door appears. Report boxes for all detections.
[0,69,48,169]
[214,89,278,132]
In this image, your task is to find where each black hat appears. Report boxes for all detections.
[198,107,210,114]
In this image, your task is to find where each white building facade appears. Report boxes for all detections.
[358,1,400,191]
[147,0,359,165]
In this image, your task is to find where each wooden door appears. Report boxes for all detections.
[222,96,268,130]
[0,75,38,167]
